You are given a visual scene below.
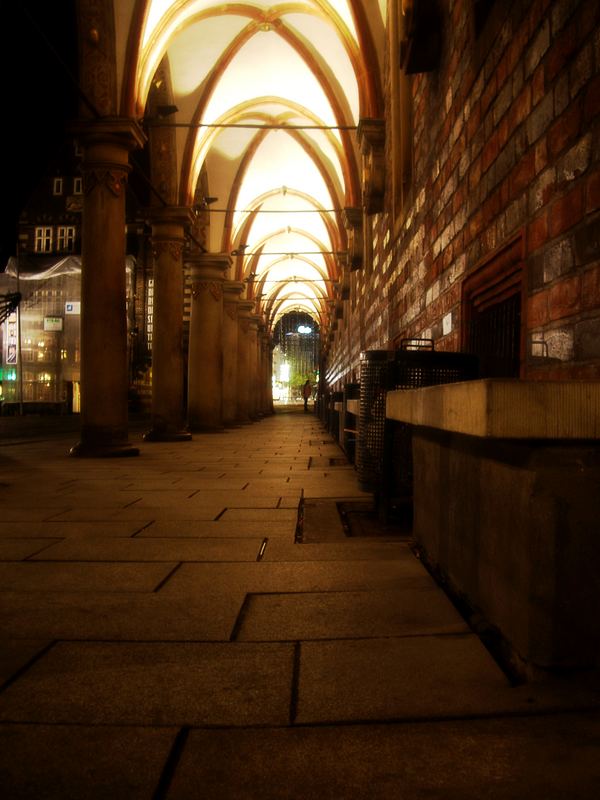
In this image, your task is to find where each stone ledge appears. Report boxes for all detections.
[386,379,600,439]
[346,399,360,416]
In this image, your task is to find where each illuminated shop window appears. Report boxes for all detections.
[57,226,76,252]
[147,278,154,347]
[34,227,53,253]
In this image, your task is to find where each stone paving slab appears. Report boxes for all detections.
[263,540,417,562]
[138,519,296,538]
[0,723,177,800]
[160,561,433,597]
[295,637,600,723]
[0,539,61,560]
[220,508,298,522]
[0,520,151,538]
[0,642,294,726]
[0,562,177,592]
[30,537,263,562]
[166,716,600,800]
[0,507,72,521]
[0,592,245,641]
[235,587,468,641]
[295,635,514,723]
[0,639,51,684]
[50,505,224,522]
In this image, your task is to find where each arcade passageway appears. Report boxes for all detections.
[1,410,599,798]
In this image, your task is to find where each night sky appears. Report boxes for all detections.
[1,0,78,267]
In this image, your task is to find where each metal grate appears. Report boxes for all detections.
[467,292,521,378]
[356,351,395,491]
[357,343,478,498]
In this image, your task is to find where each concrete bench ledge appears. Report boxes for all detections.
[346,399,360,416]
[386,379,600,440]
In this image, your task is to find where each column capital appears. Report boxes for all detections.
[223,280,246,299]
[186,252,231,282]
[238,300,255,317]
[71,116,147,154]
[144,205,194,229]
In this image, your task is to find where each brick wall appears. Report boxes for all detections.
[327,0,600,387]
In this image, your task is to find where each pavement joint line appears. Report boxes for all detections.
[122,497,143,508]
[152,563,183,593]
[151,726,189,800]
[130,520,157,537]
[22,540,65,559]
[229,594,253,641]
[0,640,58,694]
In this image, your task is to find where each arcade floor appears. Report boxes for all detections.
[1,409,599,798]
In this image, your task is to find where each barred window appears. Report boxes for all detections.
[34,227,53,253]
[57,226,76,252]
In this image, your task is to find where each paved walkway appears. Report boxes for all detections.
[1,409,599,798]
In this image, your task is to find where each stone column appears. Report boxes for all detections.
[187,253,230,430]
[236,301,254,423]
[262,331,274,414]
[144,207,192,442]
[222,281,245,425]
[248,315,261,419]
[70,118,145,457]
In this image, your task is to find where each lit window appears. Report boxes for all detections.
[53,178,63,195]
[34,227,53,253]
[73,177,83,195]
[57,226,76,252]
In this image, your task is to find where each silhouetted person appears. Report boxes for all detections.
[302,380,312,412]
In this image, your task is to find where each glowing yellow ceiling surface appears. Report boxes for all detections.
[123,0,384,329]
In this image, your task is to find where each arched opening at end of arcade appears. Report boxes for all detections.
[272,311,319,406]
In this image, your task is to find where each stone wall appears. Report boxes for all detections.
[326,0,600,388]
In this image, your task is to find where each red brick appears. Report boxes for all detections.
[469,209,483,240]
[528,212,549,253]
[511,150,536,196]
[482,131,500,173]
[469,157,482,191]
[586,169,600,214]
[548,99,582,158]
[584,74,600,122]
[528,290,550,327]
[532,64,545,106]
[581,263,600,310]
[548,275,581,320]
[548,186,584,238]
[535,137,548,173]
[545,21,580,84]
[508,85,532,132]
[467,101,481,141]
[481,75,497,115]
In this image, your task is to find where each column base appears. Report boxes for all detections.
[143,429,192,442]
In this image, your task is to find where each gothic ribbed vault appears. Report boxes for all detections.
[114,0,385,333]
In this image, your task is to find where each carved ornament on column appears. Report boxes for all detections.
[357,118,386,215]
[85,168,127,197]
[224,302,238,321]
[342,207,363,271]
[152,240,184,262]
[191,281,223,302]
[78,0,117,117]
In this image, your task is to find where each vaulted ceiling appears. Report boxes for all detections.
[115,0,385,331]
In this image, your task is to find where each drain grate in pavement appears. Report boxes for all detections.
[337,500,412,539]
